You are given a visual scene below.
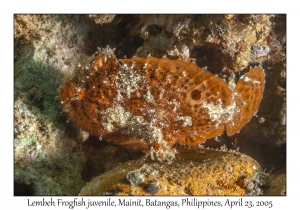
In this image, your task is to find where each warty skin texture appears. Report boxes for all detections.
[60,52,264,153]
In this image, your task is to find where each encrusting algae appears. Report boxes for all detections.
[60,47,265,161]
[79,149,265,196]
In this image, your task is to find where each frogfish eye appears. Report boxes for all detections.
[60,79,85,102]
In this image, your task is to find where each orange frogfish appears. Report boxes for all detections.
[60,49,264,160]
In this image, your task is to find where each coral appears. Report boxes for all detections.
[88,14,115,24]
[135,25,175,58]
[79,148,266,196]
[117,15,189,36]
[14,14,95,195]
[172,14,274,72]
[14,15,57,46]
[14,99,86,195]
[60,48,265,161]
[120,14,277,72]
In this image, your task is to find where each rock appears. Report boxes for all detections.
[88,15,115,25]
[14,99,86,195]
[79,149,265,196]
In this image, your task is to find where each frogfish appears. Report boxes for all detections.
[60,48,265,161]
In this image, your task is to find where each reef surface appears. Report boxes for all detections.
[79,149,266,196]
